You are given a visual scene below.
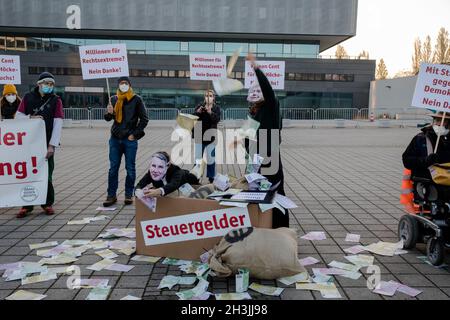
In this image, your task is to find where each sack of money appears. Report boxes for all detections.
[209,227,306,280]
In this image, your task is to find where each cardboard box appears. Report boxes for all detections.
[136,197,272,261]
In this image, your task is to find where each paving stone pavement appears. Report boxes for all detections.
[1,126,449,300]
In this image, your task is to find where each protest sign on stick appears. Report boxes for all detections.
[0,55,21,85]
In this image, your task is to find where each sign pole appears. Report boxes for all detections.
[106,78,111,104]
[434,112,446,153]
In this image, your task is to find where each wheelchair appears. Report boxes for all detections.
[398,176,450,266]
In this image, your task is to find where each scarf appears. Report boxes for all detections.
[114,88,135,124]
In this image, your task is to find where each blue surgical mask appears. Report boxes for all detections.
[41,85,53,94]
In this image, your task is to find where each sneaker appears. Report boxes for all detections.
[17,208,32,219]
[42,206,55,216]
[103,196,117,207]
[124,197,134,205]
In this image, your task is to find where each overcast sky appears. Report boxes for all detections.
[322,0,450,76]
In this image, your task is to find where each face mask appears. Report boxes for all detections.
[119,84,129,93]
[433,125,449,136]
[5,95,16,104]
[247,85,263,103]
[41,85,53,94]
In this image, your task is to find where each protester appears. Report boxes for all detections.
[245,53,287,228]
[403,111,450,180]
[15,72,64,218]
[193,89,221,183]
[0,84,21,119]
[103,76,149,207]
[135,151,199,197]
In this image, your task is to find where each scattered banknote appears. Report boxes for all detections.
[312,274,334,284]
[344,255,374,267]
[104,263,134,273]
[345,234,361,243]
[86,286,111,300]
[344,245,367,255]
[120,295,141,300]
[21,273,57,285]
[249,283,284,296]
[87,259,116,271]
[245,173,266,184]
[96,206,117,211]
[299,257,320,266]
[5,290,46,300]
[215,293,252,300]
[61,240,91,246]
[312,268,346,276]
[396,283,422,297]
[296,282,341,298]
[199,251,211,264]
[219,201,249,208]
[29,241,59,250]
[158,275,180,289]
[373,281,400,296]
[274,194,298,209]
[99,228,136,239]
[301,232,326,241]
[179,262,210,277]
[72,278,109,289]
[328,261,361,273]
[95,249,118,260]
[88,240,109,250]
[67,216,109,225]
[176,279,210,300]
[45,266,74,276]
[178,277,197,286]
[179,183,195,197]
[278,272,311,286]
[130,255,161,263]
[364,240,404,257]
[37,245,72,258]
[39,254,79,265]
[236,269,250,293]
[162,258,192,266]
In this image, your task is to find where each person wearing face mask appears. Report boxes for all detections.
[403,111,450,181]
[245,53,287,229]
[193,89,221,183]
[103,76,149,207]
[135,151,200,198]
[0,84,21,119]
[15,72,64,218]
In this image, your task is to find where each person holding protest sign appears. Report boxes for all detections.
[135,151,199,198]
[15,72,64,218]
[403,111,450,180]
[245,53,288,228]
[103,76,149,207]
[193,89,221,183]
[1,84,21,119]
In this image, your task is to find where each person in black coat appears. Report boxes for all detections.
[403,112,450,180]
[135,151,199,197]
[193,89,221,183]
[245,53,287,229]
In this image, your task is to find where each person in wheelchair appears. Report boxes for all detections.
[402,111,450,203]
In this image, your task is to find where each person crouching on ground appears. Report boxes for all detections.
[1,84,21,119]
[103,76,149,207]
[135,151,199,198]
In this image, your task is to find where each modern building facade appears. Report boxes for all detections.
[0,0,375,110]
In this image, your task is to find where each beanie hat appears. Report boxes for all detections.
[37,72,55,85]
[117,76,131,86]
[2,84,17,96]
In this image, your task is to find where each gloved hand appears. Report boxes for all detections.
[426,153,440,166]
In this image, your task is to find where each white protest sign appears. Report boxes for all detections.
[141,207,252,245]
[79,43,129,80]
[0,119,48,208]
[245,61,285,90]
[0,55,21,84]
[412,63,450,112]
[189,54,227,81]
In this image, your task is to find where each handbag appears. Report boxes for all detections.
[426,136,450,186]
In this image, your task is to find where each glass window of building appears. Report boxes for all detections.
[215,42,223,52]
[155,70,161,77]
[178,70,185,78]
[154,41,179,52]
[6,37,15,49]
[257,43,282,55]
[235,72,242,79]
[189,41,214,52]
[180,42,188,51]
[169,70,175,77]
[224,42,248,54]
[162,70,168,77]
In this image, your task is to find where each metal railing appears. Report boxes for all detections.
[62,107,371,121]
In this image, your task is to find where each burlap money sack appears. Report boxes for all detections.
[209,227,306,280]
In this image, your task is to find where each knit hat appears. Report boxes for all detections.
[2,84,17,96]
[37,72,55,85]
[117,76,131,86]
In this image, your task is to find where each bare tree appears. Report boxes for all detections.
[433,27,450,64]
[376,59,389,80]
[358,50,370,59]
[412,37,422,75]
[335,45,348,59]
[422,35,433,63]
[394,69,414,78]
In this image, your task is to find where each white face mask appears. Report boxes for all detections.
[5,94,16,104]
[433,125,449,136]
[119,84,129,93]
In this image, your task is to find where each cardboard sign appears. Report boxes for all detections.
[141,207,252,245]
[79,43,129,80]
[0,55,21,84]
[0,119,48,208]
[189,54,227,80]
[135,197,272,261]
[245,61,285,90]
[412,63,450,111]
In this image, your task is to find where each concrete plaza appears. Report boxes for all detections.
[0,126,449,300]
